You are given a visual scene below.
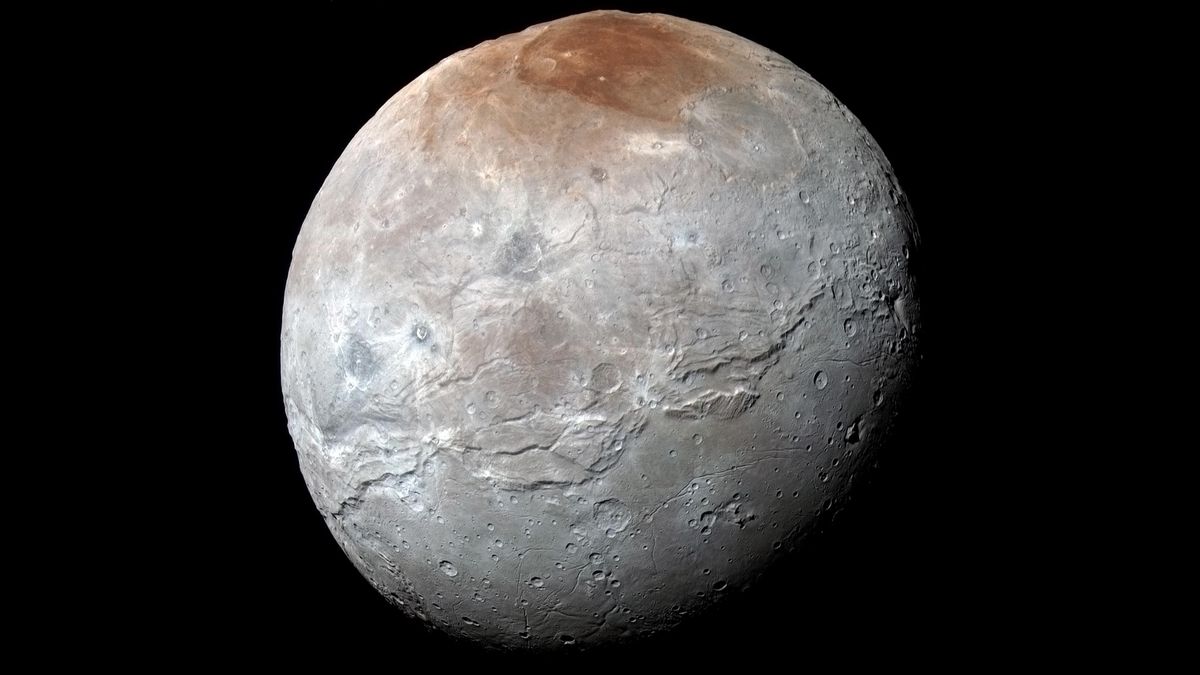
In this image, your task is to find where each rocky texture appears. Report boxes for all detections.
[281,10,921,650]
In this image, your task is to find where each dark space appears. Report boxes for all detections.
[178,1,1026,664]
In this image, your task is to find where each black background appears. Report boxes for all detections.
[179,1,1029,664]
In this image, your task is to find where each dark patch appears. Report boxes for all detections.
[516,13,727,122]
[341,335,377,380]
[503,230,533,262]
[495,229,543,276]
[590,166,608,182]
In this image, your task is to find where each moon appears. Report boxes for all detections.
[281,10,921,650]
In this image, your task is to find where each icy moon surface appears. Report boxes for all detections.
[281,10,921,649]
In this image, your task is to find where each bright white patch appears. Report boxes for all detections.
[624,133,689,155]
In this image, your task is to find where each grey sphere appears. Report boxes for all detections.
[281,10,921,650]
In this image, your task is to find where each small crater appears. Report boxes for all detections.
[814,371,829,390]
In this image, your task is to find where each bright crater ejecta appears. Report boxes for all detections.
[281,10,922,650]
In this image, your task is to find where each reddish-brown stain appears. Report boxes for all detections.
[411,13,741,153]
[515,13,726,122]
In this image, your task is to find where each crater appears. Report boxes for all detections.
[588,363,622,393]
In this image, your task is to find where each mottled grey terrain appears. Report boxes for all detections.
[281,10,921,650]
